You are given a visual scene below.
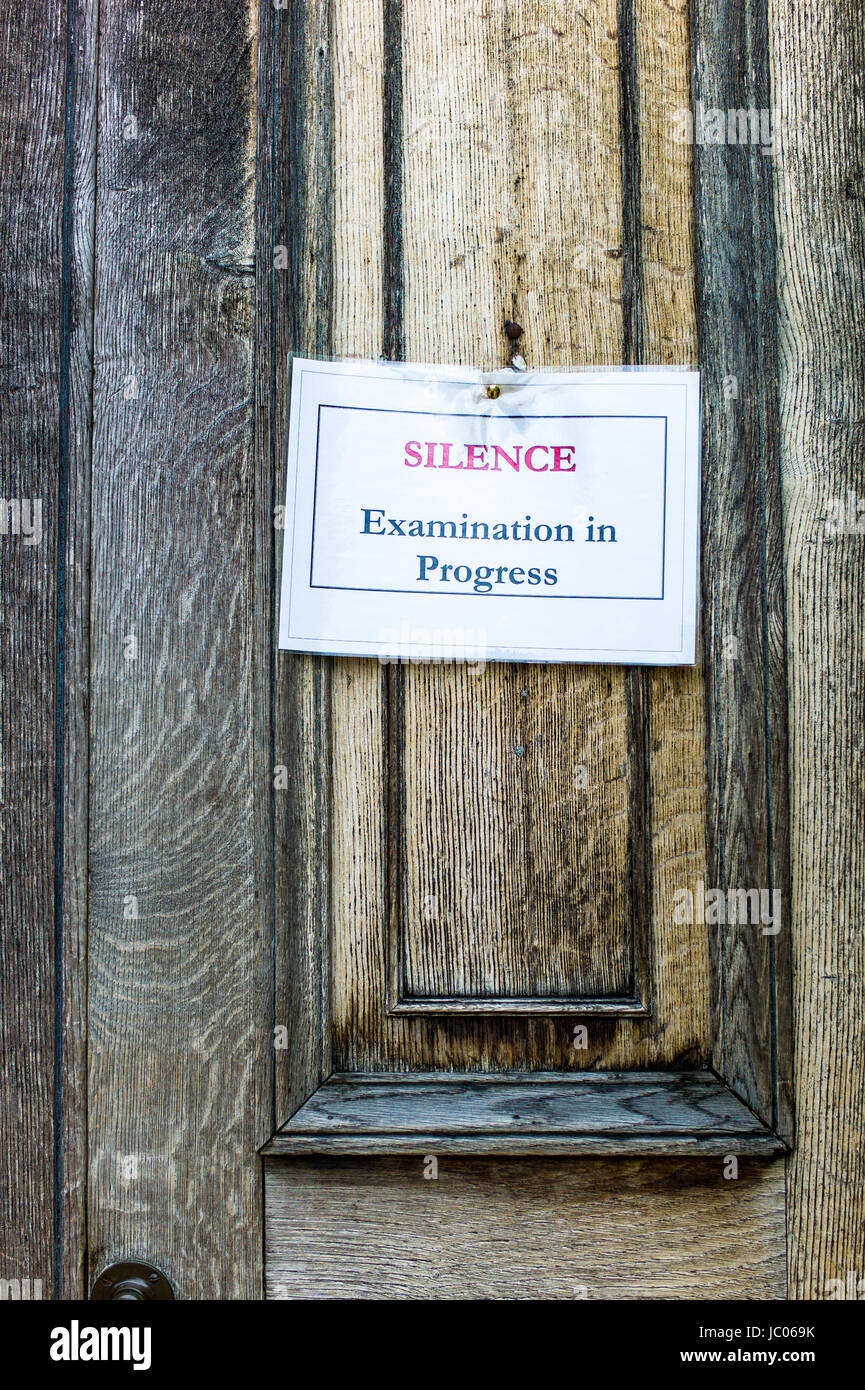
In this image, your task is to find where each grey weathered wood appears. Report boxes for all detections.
[0,0,93,1300]
[0,0,64,1304]
[252,0,277,1148]
[263,0,336,1127]
[387,996,650,1016]
[774,0,865,1298]
[691,0,793,1140]
[267,1134,782,1157]
[265,1155,786,1298]
[56,0,99,1302]
[86,0,260,1299]
[263,1070,784,1155]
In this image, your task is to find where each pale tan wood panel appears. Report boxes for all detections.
[400,666,634,1001]
[397,0,638,1009]
[87,0,261,1298]
[772,0,865,1299]
[325,0,390,1081]
[395,0,536,1005]
[329,0,714,1074]
[265,1156,786,1298]
[633,0,710,1067]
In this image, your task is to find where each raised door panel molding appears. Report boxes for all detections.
[258,0,792,1158]
[263,1072,785,1157]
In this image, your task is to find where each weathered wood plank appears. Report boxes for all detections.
[265,1070,783,1156]
[0,0,65,1304]
[87,0,260,1298]
[252,0,278,1145]
[269,1135,782,1156]
[691,0,791,1135]
[57,0,99,1301]
[634,0,711,1073]
[267,0,336,1126]
[265,1156,786,1297]
[0,0,93,1301]
[774,0,865,1300]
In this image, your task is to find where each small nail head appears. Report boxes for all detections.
[504,320,523,340]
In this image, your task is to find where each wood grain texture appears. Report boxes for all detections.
[1,0,833,1304]
[772,0,865,1299]
[636,0,711,1072]
[86,0,260,1298]
[395,0,643,1014]
[265,1156,786,1298]
[691,0,792,1138]
[397,667,639,1006]
[262,0,795,1300]
[57,0,99,1301]
[326,0,717,1081]
[0,0,65,1303]
[266,1071,783,1155]
[0,0,93,1300]
[265,0,337,1126]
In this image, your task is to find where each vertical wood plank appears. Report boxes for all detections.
[253,0,278,1145]
[774,0,865,1299]
[58,0,99,1300]
[691,0,792,1133]
[87,0,260,1298]
[635,0,711,1067]
[268,0,337,1124]
[0,0,66,1304]
[0,0,93,1300]
[328,0,389,1092]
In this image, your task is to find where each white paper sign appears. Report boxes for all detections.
[278,359,700,665]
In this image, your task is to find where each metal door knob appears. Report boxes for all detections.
[91,1261,173,1300]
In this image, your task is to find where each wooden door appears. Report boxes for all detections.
[2,0,863,1302]
[258,0,791,1292]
